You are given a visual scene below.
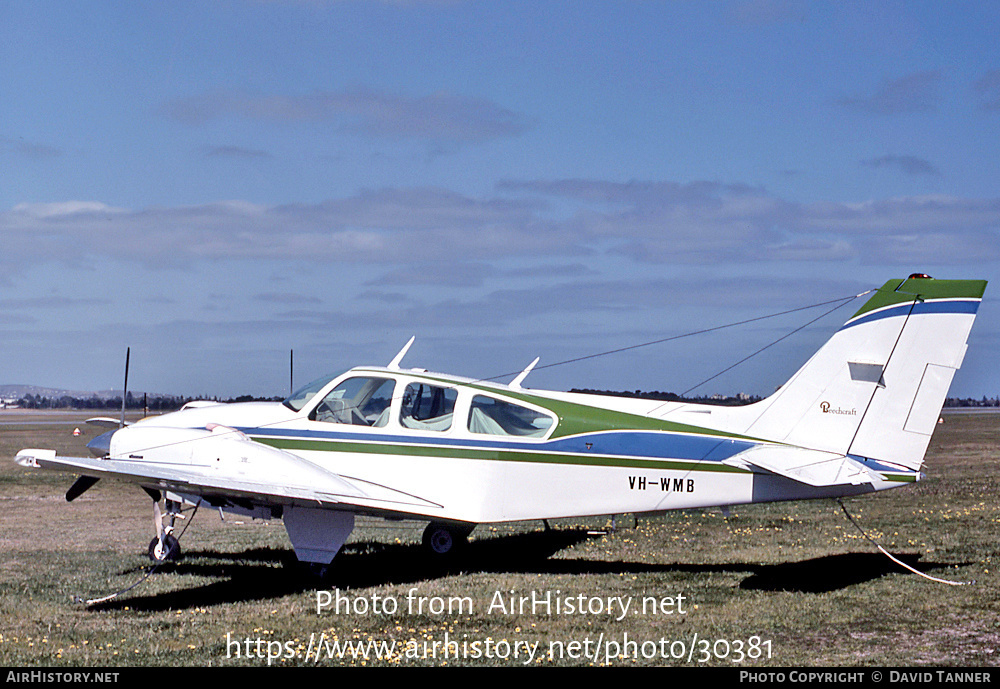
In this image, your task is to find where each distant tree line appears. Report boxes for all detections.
[570,389,762,406]
[14,393,283,411]
[573,390,1000,409]
[944,397,1000,408]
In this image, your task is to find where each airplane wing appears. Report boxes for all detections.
[15,435,443,517]
[723,445,886,487]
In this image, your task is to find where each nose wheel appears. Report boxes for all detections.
[149,497,185,562]
[148,534,181,562]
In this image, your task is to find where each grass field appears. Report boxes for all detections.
[2,409,998,667]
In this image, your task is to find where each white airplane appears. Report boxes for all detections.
[15,275,987,572]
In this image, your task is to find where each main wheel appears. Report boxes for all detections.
[148,534,181,562]
[421,522,469,557]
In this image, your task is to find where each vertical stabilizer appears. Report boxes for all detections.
[847,277,986,469]
[745,277,986,470]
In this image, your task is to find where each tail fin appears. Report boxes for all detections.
[745,276,986,470]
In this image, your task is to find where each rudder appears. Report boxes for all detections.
[847,276,986,469]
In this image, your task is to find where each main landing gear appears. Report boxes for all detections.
[421,522,474,558]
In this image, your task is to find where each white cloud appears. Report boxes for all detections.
[3,183,998,271]
[202,145,273,159]
[860,155,941,177]
[838,71,944,114]
[0,135,63,159]
[164,88,531,145]
[728,0,808,26]
[12,201,126,218]
[973,70,1000,111]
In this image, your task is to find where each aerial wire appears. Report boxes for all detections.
[678,296,856,397]
[837,499,973,586]
[481,290,872,384]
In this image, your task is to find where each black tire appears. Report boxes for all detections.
[148,534,181,562]
[421,522,469,557]
[299,561,333,581]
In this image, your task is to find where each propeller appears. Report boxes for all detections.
[120,346,129,428]
[66,476,100,502]
[68,347,130,501]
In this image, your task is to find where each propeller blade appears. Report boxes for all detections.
[120,347,130,428]
[66,476,100,502]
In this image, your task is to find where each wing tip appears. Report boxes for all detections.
[15,448,56,468]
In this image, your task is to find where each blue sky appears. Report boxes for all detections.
[2,0,998,399]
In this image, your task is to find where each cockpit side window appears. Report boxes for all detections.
[283,371,344,412]
[311,377,395,427]
[400,383,457,432]
[468,395,554,438]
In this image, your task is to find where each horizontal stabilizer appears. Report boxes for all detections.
[86,417,125,429]
[725,445,883,487]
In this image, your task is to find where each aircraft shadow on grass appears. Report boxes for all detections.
[88,529,968,612]
[736,552,969,593]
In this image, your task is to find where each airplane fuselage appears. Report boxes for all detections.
[126,366,913,526]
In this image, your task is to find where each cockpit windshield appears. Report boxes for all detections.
[282,372,344,411]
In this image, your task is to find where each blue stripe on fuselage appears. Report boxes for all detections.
[243,425,758,463]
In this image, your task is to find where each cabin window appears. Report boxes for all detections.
[468,395,554,438]
[312,376,395,427]
[400,383,457,432]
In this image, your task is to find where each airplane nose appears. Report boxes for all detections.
[87,430,115,457]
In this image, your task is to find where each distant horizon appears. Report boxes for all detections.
[4,382,998,411]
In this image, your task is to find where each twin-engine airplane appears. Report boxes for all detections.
[15,276,987,571]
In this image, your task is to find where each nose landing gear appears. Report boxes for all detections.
[148,533,181,562]
[148,496,186,562]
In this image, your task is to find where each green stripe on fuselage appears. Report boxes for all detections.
[253,435,750,473]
